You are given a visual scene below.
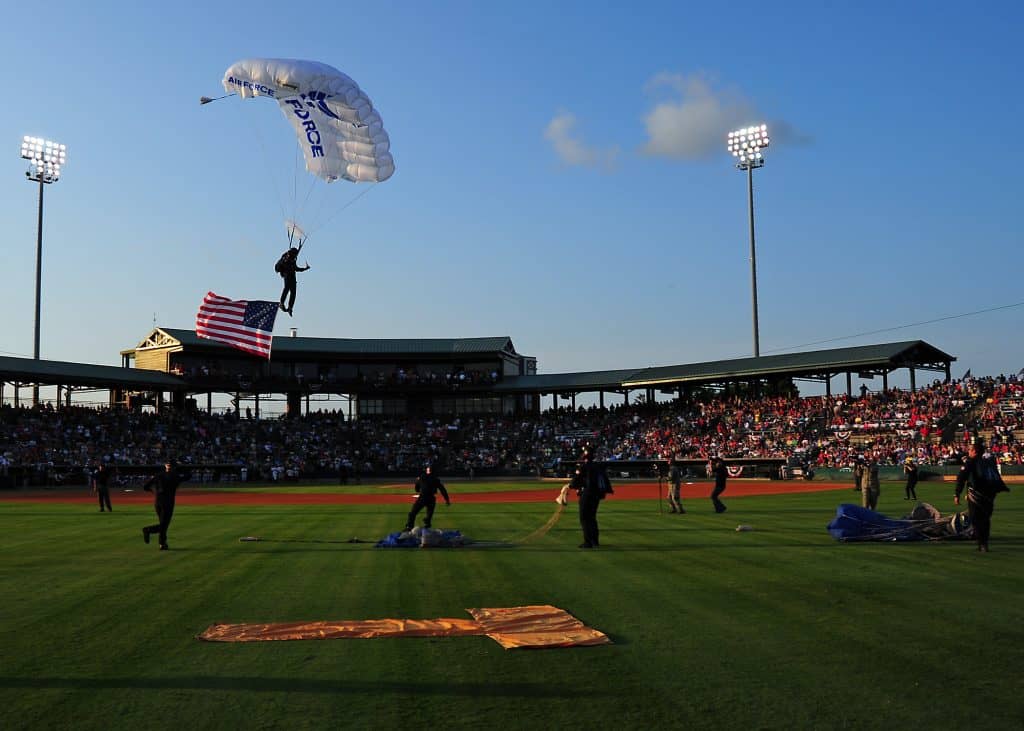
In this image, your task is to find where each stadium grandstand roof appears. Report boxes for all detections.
[497,369,644,392]
[494,341,954,393]
[0,355,186,390]
[122,328,520,358]
[624,341,954,386]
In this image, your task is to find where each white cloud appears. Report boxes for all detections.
[640,72,757,160]
[544,112,619,170]
[547,74,809,170]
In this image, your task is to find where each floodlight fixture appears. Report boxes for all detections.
[19,135,69,406]
[727,124,769,170]
[726,123,769,357]
[21,135,67,183]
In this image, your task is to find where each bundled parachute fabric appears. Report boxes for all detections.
[826,503,972,542]
[197,605,610,649]
[223,58,395,183]
[466,605,612,649]
[376,527,466,548]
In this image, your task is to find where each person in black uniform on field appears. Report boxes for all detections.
[903,457,919,501]
[852,455,865,492]
[954,438,1009,553]
[142,461,192,551]
[404,465,450,531]
[276,247,310,316]
[571,446,612,549]
[710,456,728,513]
[667,456,685,514]
[91,462,113,512]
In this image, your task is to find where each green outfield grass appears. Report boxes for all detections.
[1,483,1021,730]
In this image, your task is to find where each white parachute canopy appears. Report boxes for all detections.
[223,58,395,184]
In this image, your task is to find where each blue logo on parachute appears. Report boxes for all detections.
[302,91,366,129]
[301,91,341,120]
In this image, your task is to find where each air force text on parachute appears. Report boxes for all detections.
[225,76,276,97]
[284,98,329,159]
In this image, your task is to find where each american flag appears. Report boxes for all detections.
[195,292,278,359]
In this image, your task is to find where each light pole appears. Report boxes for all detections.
[727,124,769,357]
[20,136,67,406]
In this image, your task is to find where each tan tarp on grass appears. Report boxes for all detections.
[198,604,610,649]
[466,605,611,649]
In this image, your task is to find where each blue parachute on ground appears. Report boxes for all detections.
[826,503,971,542]
[376,527,466,548]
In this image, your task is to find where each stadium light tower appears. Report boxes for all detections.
[20,136,67,406]
[727,124,769,358]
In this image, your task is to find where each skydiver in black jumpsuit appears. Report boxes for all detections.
[404,465,451,531]
[277,247,310,316]
[142,462,192,551]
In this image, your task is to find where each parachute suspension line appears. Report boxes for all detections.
[292,139,319,227]
[303,180,337,236]
[286,139,327,243]
[305,183,377,239]
[243,111,289,236]
[516,503,566,544]
[296,160,320,228]
[291,139,303,227]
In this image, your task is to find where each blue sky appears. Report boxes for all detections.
[2,1,1022,396]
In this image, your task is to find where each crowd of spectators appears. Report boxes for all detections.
[172,362,500,392]
[2,373,1022,486]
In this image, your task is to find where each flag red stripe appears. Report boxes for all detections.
[195,292,275,359]
[195,332,272,357]
[196,310,271,332]
[197,323,272,345]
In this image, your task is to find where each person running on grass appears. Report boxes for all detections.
[142,461,192,551]
[710,456,728,514]
[404,464,450,531]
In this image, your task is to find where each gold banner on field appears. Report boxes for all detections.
[197,604,611,650]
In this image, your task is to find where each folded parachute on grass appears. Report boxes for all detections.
[197,605,611,650]
[826,503,972,542]
[376,527,465,548]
